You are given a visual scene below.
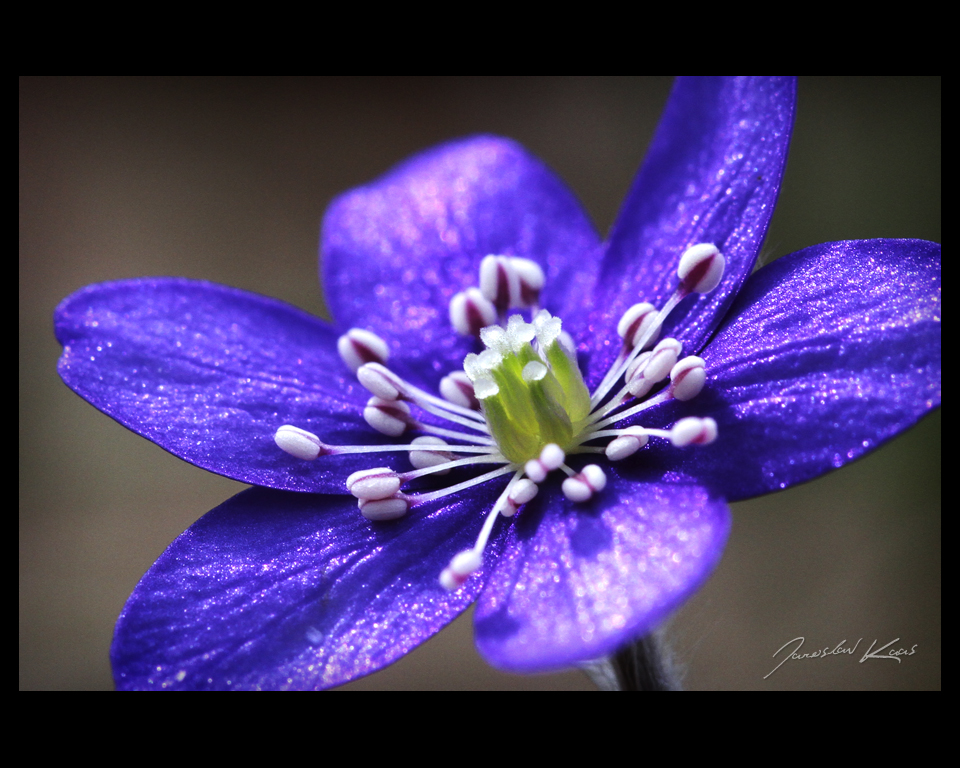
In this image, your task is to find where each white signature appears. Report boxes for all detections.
[764,636,917,679]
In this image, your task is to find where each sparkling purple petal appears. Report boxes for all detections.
[55,279,397,492]
[112,483,509,690]
[474,480,730,672]
[576,77,796,385]
[322,136,602,389]
[636,239,940,501]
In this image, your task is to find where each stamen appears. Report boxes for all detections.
[363,397,411,437]
[480,255,521,314]
[524,443,565,483]
[440,469,525,590]
[440,371,480,410]
[359,497,409,521]
[450,288,497,337]
[357,363,402,401]
[670,356,706,401]
[347,468,401,500]
[439,549,483,591]
[677,243,725,294]
[408,436,455,473]
[561,464,607,502]
[604,426,649,461]
[625,338,681,398]
[274,425,329,460]
[503,478,538,517]
[668,417,718,446]
[509,257,545,308]
[617,302,661,351]
[337,328,389,373]
[590,244,723,408]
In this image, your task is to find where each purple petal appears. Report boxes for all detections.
[577,77,796,384]
[112,483,509,690]
[474,479,730,672]
[322,136,602,389]
[55,278,405,493]
[639,239,941,501]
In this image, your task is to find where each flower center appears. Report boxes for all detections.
[273,245,725,591]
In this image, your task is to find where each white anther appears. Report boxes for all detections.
[670,416,718,446]
[509,257,545,307]
[626,338,680,398]
[562,465,607,502]
[605,426,649,461]
[363,397,411,437]
[357,363,402,401]
[480,255,521,310]
[522,360,547,382]
[617,302,661,350]
[440,548,483,591]
[451,549,482,576]
[503,478,538,517]
[337,328,389,373]
[678,243,725,294]
[472,376,499,401]
[359,497,409,521]
[449,287,497,337]
[439,371,479,410]
[274,425,323,461]
[346,467,402,500]
[409,436,455,473]
[524,443,565,483]
[670,356,706,401]
[532,309,562,348]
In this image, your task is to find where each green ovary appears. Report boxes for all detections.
[466,314,592,465]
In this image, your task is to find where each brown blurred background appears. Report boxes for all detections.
[20,77,940,690]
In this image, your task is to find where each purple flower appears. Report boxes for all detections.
[54,77,941,690]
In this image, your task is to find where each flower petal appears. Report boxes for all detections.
[55,278,398,492]
[578,77,796,383]
[639,239,941,501]
[474,479,730,672]
[111,484,509,690]
[322,136,602,389]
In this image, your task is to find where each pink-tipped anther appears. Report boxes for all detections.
[363,397,411,437]
[678,243,725,294]
[274,424,327,461]
[440,549,482,591]
[450,288,497,337]
[670,356,706,401]
[337,328,390,373]
[479,255,521,313]
[408,436,455,473]
[357,363,403,401]
[509,257,545,307]
[439,371,479,410]
[605,427,649,461]
[670,416,718,446]
[626,338,681,398]
[503,478,538,517]
[347,467,402,500]
[359,496,409,522]
[562,465,607,502]
[524,443,565,483]
[617,302,660,350]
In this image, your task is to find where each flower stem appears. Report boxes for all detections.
[581,631,681,691]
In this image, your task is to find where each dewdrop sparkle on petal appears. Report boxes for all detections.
[274,245,725,590]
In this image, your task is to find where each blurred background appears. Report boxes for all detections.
[20,77,940,690]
